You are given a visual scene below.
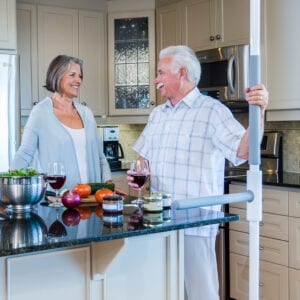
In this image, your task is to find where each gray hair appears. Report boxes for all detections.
[44,55,83,93]
[159,45,201,85]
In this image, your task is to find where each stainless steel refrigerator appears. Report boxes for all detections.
[0,54,20,172]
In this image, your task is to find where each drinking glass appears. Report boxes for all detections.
[47,162,66,207]
[129,159,150,205]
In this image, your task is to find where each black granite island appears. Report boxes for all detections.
[0,197,239,300]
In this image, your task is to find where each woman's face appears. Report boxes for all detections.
[59,62,82,99]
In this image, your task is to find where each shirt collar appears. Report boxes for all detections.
[163,87,201,110]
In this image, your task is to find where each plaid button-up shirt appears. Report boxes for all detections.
[133,88,246,236]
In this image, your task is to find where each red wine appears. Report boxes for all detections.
[47,175,66,189]
[132,174,149,188]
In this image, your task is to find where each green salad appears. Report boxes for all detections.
[0,169,39,177]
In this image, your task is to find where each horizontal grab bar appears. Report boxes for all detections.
[173,191,254,210]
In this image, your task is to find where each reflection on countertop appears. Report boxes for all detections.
[0,196,239,257]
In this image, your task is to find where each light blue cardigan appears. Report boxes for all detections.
[12,97,111,190]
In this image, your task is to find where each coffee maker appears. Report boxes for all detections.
[100,126,124,170]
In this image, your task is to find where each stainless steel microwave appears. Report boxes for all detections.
[196,45,249,108]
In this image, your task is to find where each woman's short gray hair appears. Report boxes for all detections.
[159,45,201,85]
[44,55,83,93]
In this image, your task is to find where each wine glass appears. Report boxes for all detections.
[47,162,66,207]
[129,158,150,205]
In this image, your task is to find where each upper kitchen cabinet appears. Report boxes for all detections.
[17,4,107,117]
[0,0,17,50]
[108,11,156,116]
[156,0,249,52]
[262,0,300,121]
[17,3,38,116]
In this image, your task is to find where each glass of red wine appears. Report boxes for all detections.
[130,158,150,205]
[47,162,66,207]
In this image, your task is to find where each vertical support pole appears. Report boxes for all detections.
[247,0,262,300]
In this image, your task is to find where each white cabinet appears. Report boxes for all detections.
[37,5,78,101]
[156,0,249,53]
[5,247,91,300]
[0,0,17,50]
[17,3,38,116]
[229,183,300,299]
[108,11,156,116]
[78,10,107,116]
[262,0,300,121]
[17,4,107,117]
[229,183,290,299]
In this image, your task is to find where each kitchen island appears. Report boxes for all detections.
[0,197,239,300]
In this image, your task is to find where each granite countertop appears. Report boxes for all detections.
[225,170,300,189]
[0,196,239,257]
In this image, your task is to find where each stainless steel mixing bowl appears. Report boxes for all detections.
[0,174,47,211]
[0,211,48,250]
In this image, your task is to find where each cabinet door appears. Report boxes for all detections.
[290,268,300,300]
[37,5,78,100]
[6,247,91,300]
[108,11,156,116]
[0,0,17,50]
[230,253,288,300]
[156,2,181,51]
[263,0,300,114]
[79,10,107,116]
[220,0,249,48]
[17,3,38,116]
[181,0,216,51]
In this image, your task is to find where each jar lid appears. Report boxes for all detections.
[103,195,123,201]
[144,194,163,202]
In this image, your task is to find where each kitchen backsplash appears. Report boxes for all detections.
[118,119,300,173]
[229,113,300,173]
[20,119,300,173]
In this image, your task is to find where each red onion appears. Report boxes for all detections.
[61,190,81,208]
[62,208,81,226]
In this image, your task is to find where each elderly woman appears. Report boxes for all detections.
[12,55,123,193]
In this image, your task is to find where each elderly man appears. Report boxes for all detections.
[128,45,268,300]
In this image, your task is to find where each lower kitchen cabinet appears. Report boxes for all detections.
[229,182,300,300]
[0,231,183,300]
[289,268,300,300]
[230,253,289,300]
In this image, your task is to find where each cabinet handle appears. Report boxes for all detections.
[215,34,221,40]
[209,35,215,41]
[33,101,39,105]
[259,221,264,226]
[150,101,155,106]
[259,282,264,287]
[259,246,264,251]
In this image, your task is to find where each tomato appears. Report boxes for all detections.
[75,206,92,220]
[73,184,91,198]
[94,205,103,218]
[94,188,114,203]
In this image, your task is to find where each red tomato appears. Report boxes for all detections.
[94,188,113,203]
[73,184,91,198]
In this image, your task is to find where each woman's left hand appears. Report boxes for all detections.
[245,84,269,111]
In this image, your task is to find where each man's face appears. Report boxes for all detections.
[154,56,181,101]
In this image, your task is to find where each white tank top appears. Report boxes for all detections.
[63,125,88,183]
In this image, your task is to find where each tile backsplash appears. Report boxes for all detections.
[226,113,300,173]
[118,119,300,173]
